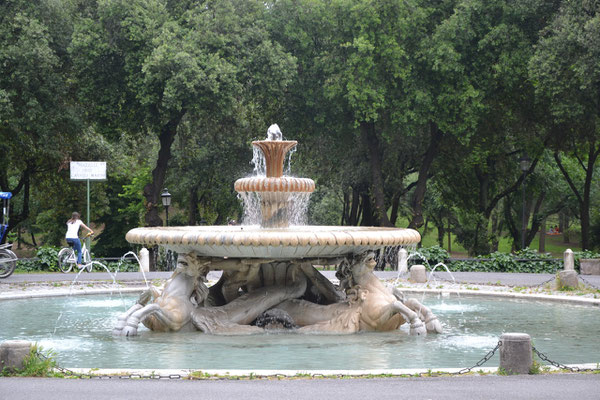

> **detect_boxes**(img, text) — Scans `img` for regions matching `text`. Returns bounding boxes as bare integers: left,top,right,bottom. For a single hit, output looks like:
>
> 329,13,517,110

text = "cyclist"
65,212,93,268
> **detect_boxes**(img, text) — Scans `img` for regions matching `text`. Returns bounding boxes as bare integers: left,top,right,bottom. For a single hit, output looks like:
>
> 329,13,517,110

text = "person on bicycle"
65,212,93,267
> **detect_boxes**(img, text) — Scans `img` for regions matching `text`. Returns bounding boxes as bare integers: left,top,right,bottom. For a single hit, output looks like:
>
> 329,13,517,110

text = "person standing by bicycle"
65,212,93,267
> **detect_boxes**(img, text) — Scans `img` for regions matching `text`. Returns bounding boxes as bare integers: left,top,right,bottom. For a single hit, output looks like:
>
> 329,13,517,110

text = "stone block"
499,333,532,375
580,259,600,275
410,264,427,283
557,270,579,289
0,340,32,371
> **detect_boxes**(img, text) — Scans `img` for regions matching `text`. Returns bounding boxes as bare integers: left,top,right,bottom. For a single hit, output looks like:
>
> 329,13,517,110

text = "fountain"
118,125,441,336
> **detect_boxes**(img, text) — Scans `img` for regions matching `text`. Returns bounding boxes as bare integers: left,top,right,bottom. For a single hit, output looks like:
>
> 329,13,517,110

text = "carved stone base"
113,252,442,337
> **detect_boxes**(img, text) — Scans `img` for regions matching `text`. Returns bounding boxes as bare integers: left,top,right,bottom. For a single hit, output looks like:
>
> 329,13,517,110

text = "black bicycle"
0,192,17,278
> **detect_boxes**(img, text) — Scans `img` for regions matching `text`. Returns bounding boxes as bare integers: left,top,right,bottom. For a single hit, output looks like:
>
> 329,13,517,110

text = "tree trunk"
349,186,361,226
563,214,570,243
554,144,600,250
359,192,375,226
389,191,401,226
437,224,445,247
143,113,184,269
539,218,546,253
188,185,199,225
408,123,442,229
447,220,452,253
360,121,391,227
341,190,349,225
490,211,500,252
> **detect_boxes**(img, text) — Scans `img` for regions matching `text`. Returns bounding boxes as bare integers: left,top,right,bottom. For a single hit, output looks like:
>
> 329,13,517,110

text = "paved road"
1,374,599,400
3,270,600,288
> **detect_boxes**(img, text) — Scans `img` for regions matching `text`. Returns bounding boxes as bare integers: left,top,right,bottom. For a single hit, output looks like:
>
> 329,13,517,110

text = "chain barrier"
532,346,600,373
35,350,183,380
36,343,503,380
530,275,556,288
578,275,600,290
37,342,597,379
452,341,501,375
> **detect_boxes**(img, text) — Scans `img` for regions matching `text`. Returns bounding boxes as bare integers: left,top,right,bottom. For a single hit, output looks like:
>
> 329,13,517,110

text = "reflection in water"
1,294,598,370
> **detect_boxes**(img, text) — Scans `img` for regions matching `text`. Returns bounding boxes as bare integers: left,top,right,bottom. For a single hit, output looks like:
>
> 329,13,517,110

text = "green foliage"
102,260,139,273
17,246,61,272
0,0,597,254
309,186,344,226
413,246,562,273
413,245,449,266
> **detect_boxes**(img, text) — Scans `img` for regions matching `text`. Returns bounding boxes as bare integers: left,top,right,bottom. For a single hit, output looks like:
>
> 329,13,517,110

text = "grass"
415,223,581,258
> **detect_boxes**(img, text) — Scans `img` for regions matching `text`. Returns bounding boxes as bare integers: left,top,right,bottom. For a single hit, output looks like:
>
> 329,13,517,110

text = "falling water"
53,253,146,335
251,146,266,177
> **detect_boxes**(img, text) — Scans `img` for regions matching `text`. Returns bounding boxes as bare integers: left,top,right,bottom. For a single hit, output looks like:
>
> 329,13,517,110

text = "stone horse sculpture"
113,254,307,336
271,252,441,335
336,252,442,335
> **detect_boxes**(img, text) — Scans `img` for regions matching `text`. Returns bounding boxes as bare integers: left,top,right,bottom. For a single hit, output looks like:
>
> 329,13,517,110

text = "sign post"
70,162,107,250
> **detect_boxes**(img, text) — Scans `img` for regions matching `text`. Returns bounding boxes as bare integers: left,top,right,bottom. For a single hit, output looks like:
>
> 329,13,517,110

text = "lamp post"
161,188,171,226
519,154,531,250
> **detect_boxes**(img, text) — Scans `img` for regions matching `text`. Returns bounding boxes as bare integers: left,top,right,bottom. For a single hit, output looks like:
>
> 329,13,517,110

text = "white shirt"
66,220,83,239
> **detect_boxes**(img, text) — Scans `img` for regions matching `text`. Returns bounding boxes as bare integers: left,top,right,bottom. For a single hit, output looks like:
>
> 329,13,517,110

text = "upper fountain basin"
234,176,315,193
126,225,421,259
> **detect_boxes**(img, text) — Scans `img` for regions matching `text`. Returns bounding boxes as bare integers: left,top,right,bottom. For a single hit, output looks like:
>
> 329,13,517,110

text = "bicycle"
0,191,17,279
58,233,93,273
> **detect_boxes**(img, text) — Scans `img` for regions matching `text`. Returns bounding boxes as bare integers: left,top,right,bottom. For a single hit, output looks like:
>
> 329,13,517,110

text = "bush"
409,245,449,266
16,246,61,272
1,345,59,377
411,246,563,273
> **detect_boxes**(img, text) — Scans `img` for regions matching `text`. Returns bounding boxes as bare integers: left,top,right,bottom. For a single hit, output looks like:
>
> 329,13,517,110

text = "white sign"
70,161,107,180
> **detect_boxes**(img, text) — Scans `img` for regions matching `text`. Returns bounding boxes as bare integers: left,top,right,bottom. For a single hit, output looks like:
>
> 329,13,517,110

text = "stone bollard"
557,249,578,289
398,248,408,275
139,247,150,273
564,249,574,271
499,333,532,375
0,340,32,371
410,264,427,283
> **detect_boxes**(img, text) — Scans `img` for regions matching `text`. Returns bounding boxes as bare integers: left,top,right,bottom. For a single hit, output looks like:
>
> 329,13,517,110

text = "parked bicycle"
58,232,93,273
0,192,17,279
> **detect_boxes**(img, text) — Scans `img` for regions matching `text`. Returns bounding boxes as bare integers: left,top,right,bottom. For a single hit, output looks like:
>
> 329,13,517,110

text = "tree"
70,0,296,229
529,0,600,250
0,0,82,240
423,0,560,254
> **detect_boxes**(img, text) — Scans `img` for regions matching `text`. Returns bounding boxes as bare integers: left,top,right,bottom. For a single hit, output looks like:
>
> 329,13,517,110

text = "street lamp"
161,188,171,226
519,154,531,250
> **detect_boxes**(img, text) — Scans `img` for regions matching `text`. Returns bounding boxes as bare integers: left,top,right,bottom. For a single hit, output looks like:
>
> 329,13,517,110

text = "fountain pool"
1,293,598,370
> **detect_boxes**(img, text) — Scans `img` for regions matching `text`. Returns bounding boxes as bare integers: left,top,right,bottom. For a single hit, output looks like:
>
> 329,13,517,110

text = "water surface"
1,294,598,370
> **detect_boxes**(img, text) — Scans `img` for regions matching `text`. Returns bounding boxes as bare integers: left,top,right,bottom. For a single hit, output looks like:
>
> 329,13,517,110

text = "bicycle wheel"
58,247,75,273
0,249,17,278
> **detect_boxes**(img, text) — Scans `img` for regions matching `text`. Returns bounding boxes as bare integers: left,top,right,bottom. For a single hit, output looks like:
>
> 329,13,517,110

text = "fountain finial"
267,124,283,141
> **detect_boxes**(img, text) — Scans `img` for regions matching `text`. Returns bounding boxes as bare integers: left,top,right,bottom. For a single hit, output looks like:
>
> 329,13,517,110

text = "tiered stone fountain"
117,126,441,336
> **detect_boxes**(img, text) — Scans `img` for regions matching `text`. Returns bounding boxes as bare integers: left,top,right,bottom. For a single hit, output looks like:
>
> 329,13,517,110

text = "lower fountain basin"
125,225,421,258
2,293,598,370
